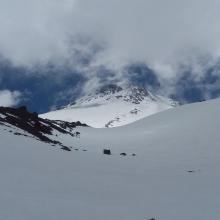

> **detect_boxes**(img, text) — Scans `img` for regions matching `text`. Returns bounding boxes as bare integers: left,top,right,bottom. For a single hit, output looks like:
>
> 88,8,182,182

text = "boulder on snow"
103,149,111,155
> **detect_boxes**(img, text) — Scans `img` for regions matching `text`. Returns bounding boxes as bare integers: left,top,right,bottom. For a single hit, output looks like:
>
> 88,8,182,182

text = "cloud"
0,0,220,77
0,90,22,107
0,0,76,66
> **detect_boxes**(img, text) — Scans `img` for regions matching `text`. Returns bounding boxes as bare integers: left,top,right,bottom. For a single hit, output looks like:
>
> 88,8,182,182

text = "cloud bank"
0,0,220,78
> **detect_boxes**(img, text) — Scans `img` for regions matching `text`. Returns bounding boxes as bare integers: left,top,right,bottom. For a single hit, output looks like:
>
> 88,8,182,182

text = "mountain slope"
41,84,177,128
0,106,88,151
0,98,220,219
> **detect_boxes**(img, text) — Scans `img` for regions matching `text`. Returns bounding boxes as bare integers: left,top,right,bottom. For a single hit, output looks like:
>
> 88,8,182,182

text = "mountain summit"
41,84,178,128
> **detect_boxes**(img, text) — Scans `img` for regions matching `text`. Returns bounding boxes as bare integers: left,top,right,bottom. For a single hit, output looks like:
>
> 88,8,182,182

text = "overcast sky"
0,0,220,76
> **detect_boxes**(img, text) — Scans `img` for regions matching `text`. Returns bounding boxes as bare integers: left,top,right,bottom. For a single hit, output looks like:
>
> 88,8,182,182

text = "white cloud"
0,0,220,75
0,90,22,107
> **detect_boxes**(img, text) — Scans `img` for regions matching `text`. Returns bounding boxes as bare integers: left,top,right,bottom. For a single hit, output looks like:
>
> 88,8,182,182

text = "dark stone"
61,146,71,151
14,132,22,136
120,153,127,156
75,131,80,137
103,149,111,155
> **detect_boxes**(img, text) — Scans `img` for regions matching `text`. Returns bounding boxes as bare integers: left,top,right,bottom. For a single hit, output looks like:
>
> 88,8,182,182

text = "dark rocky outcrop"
52,120,88,132
0,106,88,151
99,84,123,95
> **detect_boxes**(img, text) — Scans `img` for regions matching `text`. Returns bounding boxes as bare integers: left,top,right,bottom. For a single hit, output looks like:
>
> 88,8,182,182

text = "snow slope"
41,85,177,128
1,98,220,219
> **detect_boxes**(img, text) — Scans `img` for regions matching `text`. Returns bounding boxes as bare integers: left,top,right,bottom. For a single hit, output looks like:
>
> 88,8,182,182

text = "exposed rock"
103,149,111,155
0,106,84,151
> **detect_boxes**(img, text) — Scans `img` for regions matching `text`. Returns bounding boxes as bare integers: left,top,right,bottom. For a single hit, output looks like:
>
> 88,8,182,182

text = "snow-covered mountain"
1,98,220,219
41,84,177,127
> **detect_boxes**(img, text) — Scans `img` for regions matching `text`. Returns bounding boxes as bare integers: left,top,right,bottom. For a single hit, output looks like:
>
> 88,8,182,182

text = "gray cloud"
0,0,220,76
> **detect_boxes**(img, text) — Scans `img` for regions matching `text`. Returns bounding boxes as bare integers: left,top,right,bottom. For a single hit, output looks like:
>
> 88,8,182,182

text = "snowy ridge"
42,84,178,127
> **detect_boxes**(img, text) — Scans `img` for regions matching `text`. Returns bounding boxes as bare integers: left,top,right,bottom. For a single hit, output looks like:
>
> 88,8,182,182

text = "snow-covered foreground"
1,98,220,219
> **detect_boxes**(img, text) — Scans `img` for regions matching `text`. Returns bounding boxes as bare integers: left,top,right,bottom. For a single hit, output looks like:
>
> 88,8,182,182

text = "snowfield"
41,85,177,128
1,98,220,219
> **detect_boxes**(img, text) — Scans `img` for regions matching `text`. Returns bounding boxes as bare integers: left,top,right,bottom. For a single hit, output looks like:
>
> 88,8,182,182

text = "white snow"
41,86,176,128
0,98,220,219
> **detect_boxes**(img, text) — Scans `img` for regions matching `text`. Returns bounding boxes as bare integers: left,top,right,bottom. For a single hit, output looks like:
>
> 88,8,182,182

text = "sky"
0,0,220,108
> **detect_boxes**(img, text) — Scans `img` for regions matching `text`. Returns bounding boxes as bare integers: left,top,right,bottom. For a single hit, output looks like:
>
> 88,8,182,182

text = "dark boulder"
103,149,111,155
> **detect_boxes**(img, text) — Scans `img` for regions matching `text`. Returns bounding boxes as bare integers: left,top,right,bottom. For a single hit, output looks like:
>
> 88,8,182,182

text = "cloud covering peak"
0,0,220,75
